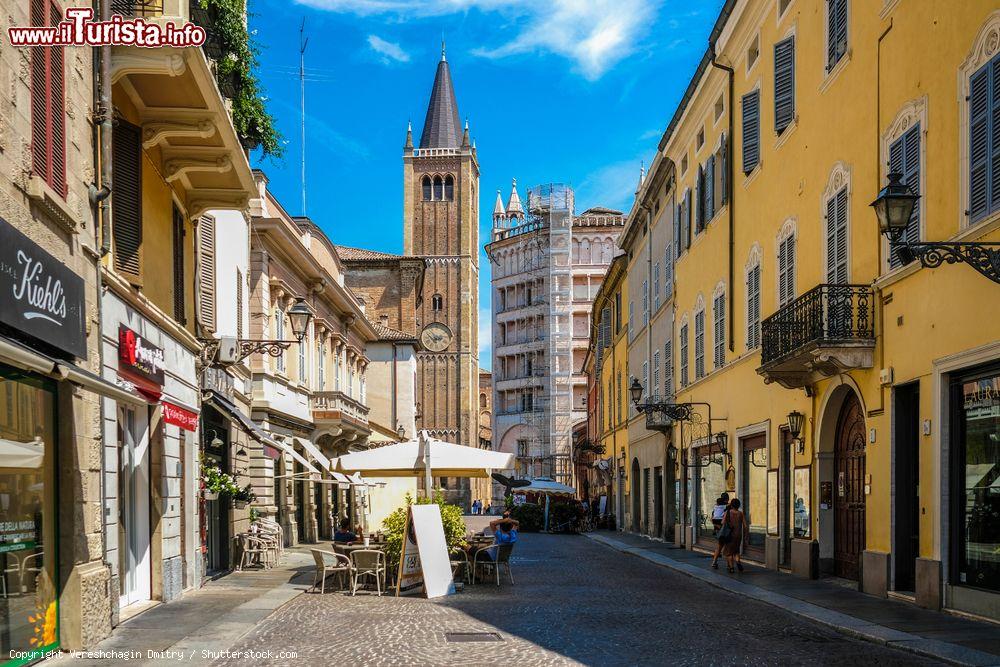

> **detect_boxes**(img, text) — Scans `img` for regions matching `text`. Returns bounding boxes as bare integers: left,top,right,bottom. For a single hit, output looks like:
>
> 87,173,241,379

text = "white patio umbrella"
332,430,514,498
513,478,577,531
0,438,44,469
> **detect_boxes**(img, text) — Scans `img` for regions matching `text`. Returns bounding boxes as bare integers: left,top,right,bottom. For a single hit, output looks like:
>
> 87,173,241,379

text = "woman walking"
721,498,748,573
710,493,730,569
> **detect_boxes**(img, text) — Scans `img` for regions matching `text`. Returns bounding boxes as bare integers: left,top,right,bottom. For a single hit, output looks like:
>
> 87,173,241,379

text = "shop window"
0,368,58,659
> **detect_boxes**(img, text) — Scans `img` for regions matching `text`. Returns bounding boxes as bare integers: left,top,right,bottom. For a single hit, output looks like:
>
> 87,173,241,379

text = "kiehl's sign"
118,324,165,386
0,216,86,359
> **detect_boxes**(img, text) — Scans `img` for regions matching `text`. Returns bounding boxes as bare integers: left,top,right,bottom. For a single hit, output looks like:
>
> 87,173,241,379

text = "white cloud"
575,153,650,213
295,0,661,80
367,34,411,63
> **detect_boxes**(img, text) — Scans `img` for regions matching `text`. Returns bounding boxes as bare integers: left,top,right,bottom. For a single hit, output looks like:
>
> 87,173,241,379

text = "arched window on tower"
444,175,454,201
432,293,443,312
422,176,432,201
433,176,443,201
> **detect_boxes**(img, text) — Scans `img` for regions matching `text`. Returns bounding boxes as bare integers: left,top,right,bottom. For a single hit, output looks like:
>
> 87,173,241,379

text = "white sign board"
395,504,455,599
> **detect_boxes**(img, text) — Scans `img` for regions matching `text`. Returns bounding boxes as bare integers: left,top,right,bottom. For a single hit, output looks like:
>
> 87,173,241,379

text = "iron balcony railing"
111,0,164,16
760,284,875,365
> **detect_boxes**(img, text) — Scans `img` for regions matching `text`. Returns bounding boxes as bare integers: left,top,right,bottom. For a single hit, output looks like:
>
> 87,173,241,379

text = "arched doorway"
834,392,866,580
631,458,641,532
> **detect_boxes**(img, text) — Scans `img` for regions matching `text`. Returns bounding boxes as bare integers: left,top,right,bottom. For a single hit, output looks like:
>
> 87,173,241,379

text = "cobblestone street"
215,533,940,666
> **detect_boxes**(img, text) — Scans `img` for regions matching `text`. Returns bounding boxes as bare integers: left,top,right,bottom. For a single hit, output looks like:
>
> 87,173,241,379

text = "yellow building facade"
619,0,1000,619
590,255,631,529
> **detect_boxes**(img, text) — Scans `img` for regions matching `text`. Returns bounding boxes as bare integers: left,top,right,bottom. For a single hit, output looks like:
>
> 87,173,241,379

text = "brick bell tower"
403,43,480,507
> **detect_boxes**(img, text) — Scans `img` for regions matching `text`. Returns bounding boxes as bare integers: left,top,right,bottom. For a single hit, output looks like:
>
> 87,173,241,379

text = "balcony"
757,284,875,390
312,391,371,439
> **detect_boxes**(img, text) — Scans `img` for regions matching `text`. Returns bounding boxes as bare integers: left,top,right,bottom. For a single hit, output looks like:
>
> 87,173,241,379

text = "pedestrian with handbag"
710,493,730,569
720,498,748,573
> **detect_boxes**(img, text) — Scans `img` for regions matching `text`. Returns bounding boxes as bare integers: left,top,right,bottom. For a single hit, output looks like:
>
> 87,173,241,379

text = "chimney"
379,314,389,327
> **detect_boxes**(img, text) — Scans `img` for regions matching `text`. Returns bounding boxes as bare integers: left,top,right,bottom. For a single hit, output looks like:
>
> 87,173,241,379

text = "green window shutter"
172,205,187,325
198,215,217,330
969,63,990,221
112,120,143,284
774,36,796,133
827,0,848,70
826,188,849,284
889,124,921,268
742,90,760,174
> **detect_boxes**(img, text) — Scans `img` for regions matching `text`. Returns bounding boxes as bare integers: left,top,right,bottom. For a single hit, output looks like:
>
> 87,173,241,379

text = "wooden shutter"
889,124,921,267
785,235,796,303
826,188,849,283
112,120,143,283
718,133,728,205
828,0,848,70
969,64,990,221
684,189,692,249
198,215,217,330
695,166,705,232
673,204,681,258
774,37,795,133
705,154,715,221
992,57,1000,213
172,205,187,325
664,243,673,295
664,340,672,397
29,0,66,198
747,264,760,349
695,311,705,379
679,324,688,387
714,293,725,368
742,90,760,174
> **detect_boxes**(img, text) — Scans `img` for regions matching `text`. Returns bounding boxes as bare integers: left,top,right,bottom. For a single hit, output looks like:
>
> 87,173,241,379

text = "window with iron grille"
30,0,66,198
679,324,689,388
694,310,705,380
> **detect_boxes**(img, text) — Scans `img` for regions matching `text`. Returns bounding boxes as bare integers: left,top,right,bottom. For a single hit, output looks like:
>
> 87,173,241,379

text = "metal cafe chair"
473,544,514,586
349,549,386,596
449,548,471,585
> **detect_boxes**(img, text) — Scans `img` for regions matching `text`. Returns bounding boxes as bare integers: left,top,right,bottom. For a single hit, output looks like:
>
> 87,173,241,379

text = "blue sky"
248,0,724,368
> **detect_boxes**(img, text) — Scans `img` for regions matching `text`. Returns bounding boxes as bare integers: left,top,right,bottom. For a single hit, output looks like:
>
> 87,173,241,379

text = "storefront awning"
266,432,320,475
0,334,150,406
330,471,353,488
202,390,282,459
279,435,330,471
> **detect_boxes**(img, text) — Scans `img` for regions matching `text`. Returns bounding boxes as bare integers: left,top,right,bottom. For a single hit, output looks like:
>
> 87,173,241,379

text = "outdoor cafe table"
333,543,385,556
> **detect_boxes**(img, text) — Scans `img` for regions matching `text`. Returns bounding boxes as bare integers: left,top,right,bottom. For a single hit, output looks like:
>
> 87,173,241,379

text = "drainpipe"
90,0,113,615
709,47,735,353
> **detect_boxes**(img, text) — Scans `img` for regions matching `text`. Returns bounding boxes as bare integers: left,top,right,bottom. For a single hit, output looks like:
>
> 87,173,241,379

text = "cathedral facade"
402,48,480,508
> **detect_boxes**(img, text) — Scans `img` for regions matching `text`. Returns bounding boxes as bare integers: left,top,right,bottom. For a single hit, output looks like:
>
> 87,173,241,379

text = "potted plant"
201,459,239,501
232,484,257,510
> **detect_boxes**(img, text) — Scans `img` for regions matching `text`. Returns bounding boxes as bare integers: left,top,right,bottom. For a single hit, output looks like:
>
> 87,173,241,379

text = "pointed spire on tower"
506,178,524,220
492,189,505,223
404,120,413,149
635,160,646,195
461,118,470,148
418,45,462,149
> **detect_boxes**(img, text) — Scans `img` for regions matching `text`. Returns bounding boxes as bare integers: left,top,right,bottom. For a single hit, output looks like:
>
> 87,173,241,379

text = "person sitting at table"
333,517,357,543
489,513,519,546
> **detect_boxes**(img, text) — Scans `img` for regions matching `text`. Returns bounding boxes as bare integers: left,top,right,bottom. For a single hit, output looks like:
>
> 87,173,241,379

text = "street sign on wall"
0,216,87,359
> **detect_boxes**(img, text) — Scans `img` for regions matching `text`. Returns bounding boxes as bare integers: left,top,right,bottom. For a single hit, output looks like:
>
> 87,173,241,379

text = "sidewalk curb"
586,533,1000,667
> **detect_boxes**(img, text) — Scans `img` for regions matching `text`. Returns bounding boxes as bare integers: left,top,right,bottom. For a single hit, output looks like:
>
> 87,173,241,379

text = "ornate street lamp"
396,423,406,440
202,297,314,367
787,410,805,454
871,172,1000,283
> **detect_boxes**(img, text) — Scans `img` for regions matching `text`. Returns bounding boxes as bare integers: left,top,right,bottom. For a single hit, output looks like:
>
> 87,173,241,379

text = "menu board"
396,504,455,599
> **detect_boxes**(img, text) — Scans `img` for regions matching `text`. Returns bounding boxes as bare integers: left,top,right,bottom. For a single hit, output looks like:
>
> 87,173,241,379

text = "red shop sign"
163,401,198,432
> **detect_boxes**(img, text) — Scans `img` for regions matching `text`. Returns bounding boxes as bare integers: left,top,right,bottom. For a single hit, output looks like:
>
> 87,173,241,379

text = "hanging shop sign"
0,216,87,359
118,324,165,386
163,401,198,432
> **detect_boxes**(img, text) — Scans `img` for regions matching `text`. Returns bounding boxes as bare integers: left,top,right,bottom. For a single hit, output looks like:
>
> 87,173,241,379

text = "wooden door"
834,393,866,580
